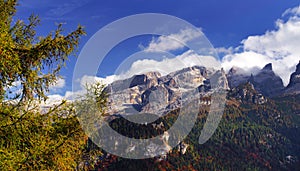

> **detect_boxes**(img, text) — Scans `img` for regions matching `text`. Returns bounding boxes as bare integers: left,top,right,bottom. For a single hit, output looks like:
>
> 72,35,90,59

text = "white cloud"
50,78,66,91
144,28,202,52
45,5,300,105
114,50,221,81
43,75,114,107
79,75,115,87
282,6,300,17
222,51,270,72
215,47,234,55
43,94,64,106
222,5,300,85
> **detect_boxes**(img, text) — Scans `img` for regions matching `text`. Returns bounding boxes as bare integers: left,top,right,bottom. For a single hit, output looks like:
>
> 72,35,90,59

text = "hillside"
86,91,299,170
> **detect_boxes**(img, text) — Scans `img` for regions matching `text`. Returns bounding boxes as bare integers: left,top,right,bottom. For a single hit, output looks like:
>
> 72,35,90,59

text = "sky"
15,0,300,103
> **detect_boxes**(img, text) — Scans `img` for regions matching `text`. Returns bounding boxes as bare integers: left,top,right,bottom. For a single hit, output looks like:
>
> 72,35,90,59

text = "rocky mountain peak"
209,68,229,90
285,61,300,94
228,67,238,75
227,63,284,97
129,71,161,88
262,63,273,71
144,71,161,79
107,66,229,116
229,82,267,104
248,74,255,83
250,63,284,97
227,66,250,89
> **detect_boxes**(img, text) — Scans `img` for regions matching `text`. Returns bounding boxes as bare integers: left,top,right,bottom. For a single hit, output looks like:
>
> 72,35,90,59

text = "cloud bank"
144,28,202,52
222,5,300,85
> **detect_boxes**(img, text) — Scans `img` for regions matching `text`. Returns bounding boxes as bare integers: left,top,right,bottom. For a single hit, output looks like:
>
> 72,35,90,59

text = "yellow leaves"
0,2,90,170
0,101,88,170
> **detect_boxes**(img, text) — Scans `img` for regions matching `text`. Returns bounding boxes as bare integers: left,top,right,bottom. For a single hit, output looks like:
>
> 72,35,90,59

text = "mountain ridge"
106,61,299,115
93,61,300,170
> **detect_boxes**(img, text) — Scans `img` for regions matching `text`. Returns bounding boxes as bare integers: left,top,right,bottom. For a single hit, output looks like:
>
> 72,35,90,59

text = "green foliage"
0,0,85,101
0,100,87,170
92,95,300,170
0,1,97,170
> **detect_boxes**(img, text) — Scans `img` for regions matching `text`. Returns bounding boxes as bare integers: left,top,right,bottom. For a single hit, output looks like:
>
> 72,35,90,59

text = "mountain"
229,82,267,105
106,62,300,118
250,63,285,97
93,85,300,171
85,63,300,170
101,93,300,170
106,66,228,117
106,62,300,116
227,63,285,97
227,66,251,88
285,61,300,95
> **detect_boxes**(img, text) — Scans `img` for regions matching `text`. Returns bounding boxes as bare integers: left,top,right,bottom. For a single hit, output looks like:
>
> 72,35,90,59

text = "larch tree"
0,0,104,170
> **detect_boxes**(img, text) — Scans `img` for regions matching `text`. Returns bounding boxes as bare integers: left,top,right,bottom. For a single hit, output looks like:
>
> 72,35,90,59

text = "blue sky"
15,0,300,103
17,1,299,47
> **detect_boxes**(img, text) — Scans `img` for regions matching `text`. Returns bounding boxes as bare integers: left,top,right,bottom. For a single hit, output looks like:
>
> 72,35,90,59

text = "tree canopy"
0,0,85,102
0,1,97,170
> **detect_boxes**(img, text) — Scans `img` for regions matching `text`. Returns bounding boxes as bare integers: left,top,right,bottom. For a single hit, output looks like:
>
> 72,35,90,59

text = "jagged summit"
227,66,249,89
106,66,228,116
285,61,300,94
107,61,299,110
229,81,267,104
227,63,284,97
262,63,273,71
227,61,300,96
247,63,284,97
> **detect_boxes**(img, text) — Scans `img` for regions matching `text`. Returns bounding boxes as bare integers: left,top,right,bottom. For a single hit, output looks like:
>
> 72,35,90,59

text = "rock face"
227,63,284,97
106,66,228,116
106,61,299,116
285,61,300,95
229,82,267,104
227,66,250,89
251,63,284,97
